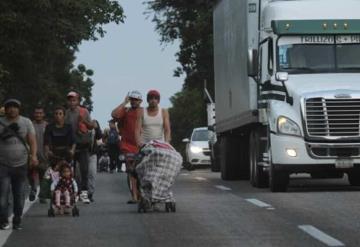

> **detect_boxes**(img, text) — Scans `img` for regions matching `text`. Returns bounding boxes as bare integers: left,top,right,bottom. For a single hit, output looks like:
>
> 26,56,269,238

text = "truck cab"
213,0,360,191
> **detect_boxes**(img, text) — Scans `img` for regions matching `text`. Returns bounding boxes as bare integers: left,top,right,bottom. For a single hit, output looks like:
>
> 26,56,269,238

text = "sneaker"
13,223,22,230
80,191,90,204
29,189,36,202
0,222,10,230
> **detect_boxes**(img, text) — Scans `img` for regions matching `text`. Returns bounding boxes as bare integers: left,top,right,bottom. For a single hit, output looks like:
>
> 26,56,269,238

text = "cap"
4,98,21,108
147,90,160,101
67,91,79,98
128,90,142,100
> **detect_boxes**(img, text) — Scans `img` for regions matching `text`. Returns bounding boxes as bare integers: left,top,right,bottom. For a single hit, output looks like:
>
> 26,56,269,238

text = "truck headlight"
277,116,301,136
190,146,203,154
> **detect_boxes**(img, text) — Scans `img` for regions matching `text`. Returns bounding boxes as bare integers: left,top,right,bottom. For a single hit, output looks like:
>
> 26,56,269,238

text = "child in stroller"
48,162,79,217
39,158,62,203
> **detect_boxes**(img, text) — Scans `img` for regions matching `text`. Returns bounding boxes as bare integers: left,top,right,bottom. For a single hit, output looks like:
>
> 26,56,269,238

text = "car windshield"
191,129,209,141
278,35,360,74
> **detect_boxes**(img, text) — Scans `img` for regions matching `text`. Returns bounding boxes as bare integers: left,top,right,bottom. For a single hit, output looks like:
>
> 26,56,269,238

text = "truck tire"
249,128,269,188
269,163,289,192
347,171,360,186
210,141,220,172
220,135,249,180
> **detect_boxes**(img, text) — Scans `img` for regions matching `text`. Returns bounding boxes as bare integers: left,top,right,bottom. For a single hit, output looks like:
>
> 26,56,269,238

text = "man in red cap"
65,91,94,204
135,89,171,146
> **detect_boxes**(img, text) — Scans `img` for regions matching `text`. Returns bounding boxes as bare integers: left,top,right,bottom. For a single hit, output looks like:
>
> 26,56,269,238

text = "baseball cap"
128,90,142,100
147,90,160,101
3,98,21,108
67,91,79,98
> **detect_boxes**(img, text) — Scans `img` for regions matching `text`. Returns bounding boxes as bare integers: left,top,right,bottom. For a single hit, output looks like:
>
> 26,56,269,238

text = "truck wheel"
347,171,360,186
220,135,242,180
249,129,269,188
210,142,220,172
269,163,289,192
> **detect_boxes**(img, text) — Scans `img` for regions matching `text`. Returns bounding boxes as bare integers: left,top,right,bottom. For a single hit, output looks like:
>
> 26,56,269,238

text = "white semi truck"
213,0,360,191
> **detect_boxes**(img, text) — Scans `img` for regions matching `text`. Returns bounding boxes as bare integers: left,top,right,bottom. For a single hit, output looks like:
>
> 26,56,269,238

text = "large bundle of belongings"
136,140,182,213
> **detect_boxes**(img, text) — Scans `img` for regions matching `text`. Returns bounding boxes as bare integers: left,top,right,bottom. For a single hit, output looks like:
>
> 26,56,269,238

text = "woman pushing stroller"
40,106,76,203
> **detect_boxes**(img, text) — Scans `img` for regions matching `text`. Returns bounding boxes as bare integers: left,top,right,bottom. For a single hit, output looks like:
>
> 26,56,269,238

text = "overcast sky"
75,0,183,129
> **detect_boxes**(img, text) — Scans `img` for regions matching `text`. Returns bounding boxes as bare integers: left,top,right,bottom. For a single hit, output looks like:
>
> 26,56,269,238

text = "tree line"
145,0,215,151
0,0,215,152
0,0,124,115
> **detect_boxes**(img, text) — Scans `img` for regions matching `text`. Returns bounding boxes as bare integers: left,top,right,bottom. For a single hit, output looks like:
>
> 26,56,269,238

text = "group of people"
0,91,102,230
111,90,171,203
0,88,171,230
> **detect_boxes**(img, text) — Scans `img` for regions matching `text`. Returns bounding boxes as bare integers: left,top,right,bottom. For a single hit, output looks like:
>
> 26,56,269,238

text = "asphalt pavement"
1,168,359,247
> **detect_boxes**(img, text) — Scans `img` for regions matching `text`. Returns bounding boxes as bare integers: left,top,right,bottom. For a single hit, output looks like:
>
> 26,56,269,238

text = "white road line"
298,225,345,247
194,177,207,181
214,185,232,191
0,199,34,247
180,173,190,176
246,198,273,208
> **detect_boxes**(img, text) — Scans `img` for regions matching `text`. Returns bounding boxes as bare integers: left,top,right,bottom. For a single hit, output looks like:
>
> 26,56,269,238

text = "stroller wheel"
138,202,147,213
165,202,171,213
170,202,176,213
48,208,55,217
72,207,80,217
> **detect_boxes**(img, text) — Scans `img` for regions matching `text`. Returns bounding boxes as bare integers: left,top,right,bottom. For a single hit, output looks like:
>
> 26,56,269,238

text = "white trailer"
213,0,360,191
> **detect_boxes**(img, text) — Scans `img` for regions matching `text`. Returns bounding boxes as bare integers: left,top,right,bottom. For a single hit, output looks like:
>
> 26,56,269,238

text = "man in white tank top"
135,90,171,146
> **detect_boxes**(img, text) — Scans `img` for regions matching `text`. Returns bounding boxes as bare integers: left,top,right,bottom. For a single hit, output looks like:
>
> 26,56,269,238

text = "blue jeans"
0,165,27,224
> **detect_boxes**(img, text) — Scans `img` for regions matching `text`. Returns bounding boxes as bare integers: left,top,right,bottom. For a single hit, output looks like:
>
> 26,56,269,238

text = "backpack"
107,129,119,145
78,106,88,133
75,106,92,148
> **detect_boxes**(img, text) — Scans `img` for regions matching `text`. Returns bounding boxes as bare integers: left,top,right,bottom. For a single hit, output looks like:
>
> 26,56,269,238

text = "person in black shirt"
44,106,76,162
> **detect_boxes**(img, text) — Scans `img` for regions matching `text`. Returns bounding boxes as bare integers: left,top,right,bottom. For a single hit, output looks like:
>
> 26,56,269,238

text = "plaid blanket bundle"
136,141,183,202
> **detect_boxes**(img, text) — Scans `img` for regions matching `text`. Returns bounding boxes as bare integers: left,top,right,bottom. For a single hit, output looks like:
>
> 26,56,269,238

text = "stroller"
135,140,183,213
47,159,80,217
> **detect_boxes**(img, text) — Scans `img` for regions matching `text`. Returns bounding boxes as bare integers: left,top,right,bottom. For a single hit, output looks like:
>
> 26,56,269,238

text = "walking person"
111,90,143,203
107,119,119,173
44,106,76,160
42,106,76,198
65,91,94,204
29,106,48,202
0,98,38,230
136,90,171,146
88,119,102,202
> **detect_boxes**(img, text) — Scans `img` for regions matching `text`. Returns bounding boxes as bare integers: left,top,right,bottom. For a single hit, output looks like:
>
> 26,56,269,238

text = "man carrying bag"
0,98,38,230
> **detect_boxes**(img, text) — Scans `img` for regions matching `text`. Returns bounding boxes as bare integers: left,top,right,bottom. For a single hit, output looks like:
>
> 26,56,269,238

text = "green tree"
146,0,214,150
0,0,124,116
169,87,207,154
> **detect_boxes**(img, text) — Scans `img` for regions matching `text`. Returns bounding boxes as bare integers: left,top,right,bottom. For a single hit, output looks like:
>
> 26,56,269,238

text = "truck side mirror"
247,49,259,77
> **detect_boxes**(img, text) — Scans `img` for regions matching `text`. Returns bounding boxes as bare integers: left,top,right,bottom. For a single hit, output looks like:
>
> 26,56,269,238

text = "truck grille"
305,97,360,137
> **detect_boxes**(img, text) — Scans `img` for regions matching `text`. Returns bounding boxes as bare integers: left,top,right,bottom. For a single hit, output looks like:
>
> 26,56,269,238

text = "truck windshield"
278,35,360,73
